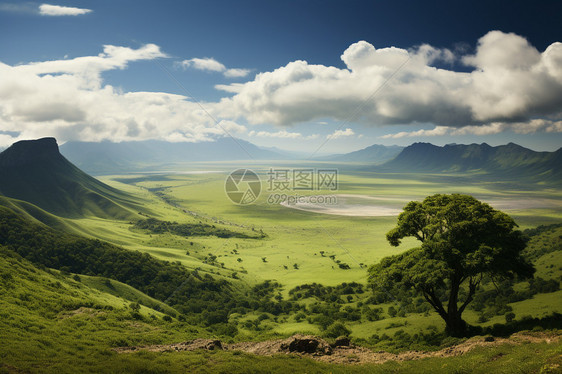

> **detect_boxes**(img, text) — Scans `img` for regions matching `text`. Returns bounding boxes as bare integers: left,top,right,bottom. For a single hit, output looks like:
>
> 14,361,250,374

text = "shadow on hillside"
477,312,562,337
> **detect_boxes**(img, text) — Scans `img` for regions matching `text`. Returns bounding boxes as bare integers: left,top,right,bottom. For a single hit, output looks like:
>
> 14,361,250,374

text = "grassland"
2,162,561,372
80,165,562,289
94,165,562,336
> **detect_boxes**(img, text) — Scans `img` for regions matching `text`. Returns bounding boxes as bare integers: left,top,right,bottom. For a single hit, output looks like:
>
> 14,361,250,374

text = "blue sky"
1,0,561,153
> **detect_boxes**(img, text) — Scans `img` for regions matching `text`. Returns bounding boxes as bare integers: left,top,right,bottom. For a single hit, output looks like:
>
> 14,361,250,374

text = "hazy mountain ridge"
0,138,140,218
320,144,404,163
60,137,287,175
379,142,562,181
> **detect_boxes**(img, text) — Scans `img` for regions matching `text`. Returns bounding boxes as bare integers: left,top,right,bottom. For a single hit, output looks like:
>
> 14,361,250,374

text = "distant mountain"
60,137,286,175
321,144,403,164
0,138,139,218
257,145,305,158
379,142,562,181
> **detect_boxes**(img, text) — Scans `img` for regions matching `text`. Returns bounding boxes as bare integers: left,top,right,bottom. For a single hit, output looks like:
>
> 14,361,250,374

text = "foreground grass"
101,342,562,374
3,338,561,374
0,247,200,372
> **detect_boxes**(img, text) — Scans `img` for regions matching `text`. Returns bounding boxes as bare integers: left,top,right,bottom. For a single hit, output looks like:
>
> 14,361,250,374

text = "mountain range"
60,137,286,175
59,138,410,175
319,144,403,163
378,142,562,181
1,137,559,190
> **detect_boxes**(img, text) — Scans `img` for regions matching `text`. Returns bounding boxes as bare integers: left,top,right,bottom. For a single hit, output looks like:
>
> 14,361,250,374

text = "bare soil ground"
280,194,404,217
114,332,561,365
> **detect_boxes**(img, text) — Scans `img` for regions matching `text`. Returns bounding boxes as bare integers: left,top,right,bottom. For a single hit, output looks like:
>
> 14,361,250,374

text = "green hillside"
0,205,300,328
1,243,561,373
0,195,73,232
0,138,141,218
0,244,206,373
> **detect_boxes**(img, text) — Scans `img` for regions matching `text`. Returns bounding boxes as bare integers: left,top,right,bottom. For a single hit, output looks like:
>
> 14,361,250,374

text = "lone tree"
369,194,534,336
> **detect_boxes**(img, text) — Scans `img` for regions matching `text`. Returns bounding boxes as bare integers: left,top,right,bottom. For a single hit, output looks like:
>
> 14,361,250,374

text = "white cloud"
380,120,562,139
13,43,167,90
217,31,562,132
224,68,251,78
380,126,450,139
328,128,355,139
510,119,562,134
451,123,505,136
1,32,561,148
180,57,225,73
180,57,250,78
0,45,228,147
216,120,247,134
39,4,92,16
215,83,244,93
248,130,317,139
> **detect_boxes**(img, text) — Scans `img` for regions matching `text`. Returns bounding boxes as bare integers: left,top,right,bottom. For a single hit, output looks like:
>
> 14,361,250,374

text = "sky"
0,0,561,154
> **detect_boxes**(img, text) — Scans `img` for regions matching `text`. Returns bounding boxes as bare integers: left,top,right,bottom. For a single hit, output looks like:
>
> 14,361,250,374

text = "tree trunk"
445,313,468,337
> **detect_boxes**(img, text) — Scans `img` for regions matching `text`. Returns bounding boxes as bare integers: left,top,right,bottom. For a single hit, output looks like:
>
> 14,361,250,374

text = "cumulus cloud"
215,83,244,93
451,123,506,136
217,31,562,131
380,120,562,139
216,120,247,134
328,128,355,139
180,57,250,78
1,31,561,148
12,43,167,89
39,4,92,16
180,57,225,72
224,68,251,78
0,45,229,147
510,119,562,134
248,130,318,139
380,126,451,139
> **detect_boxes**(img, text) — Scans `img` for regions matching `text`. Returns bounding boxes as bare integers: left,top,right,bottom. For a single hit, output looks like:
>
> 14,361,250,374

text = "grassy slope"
0,140,143,220
1,246,561,374
0,195,73,232
0,246,203,373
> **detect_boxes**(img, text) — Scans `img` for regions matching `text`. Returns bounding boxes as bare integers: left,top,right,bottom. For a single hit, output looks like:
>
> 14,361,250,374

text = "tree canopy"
369,194,535,336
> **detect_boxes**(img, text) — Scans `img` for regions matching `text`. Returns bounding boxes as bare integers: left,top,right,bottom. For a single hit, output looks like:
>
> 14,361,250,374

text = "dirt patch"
114,339,223,353
280,194,405,217
228,335,332,356
114,332,561,365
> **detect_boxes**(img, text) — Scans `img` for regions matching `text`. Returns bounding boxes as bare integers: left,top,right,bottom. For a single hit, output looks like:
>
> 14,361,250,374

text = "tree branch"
458,275,480,315
423,288,447,320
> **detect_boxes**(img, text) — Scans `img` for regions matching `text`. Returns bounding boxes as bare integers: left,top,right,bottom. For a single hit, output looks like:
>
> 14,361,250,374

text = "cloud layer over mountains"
0,31,561,146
